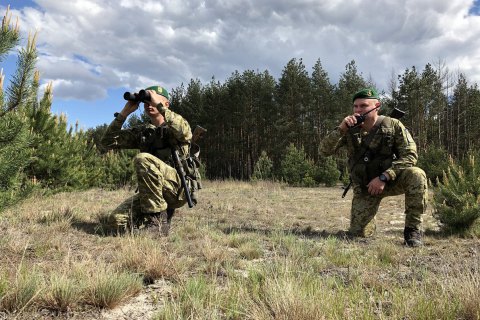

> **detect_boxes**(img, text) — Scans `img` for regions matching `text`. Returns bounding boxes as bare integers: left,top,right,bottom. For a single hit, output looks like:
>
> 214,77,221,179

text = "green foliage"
433,155,480,236
4,34,37,115
0,112,32,210
25,106,105,191
0,8,134,199
0,7,20,61
86,124,135,189
280,143,316,187
417,145,449,184
316,156,340,187
275,58,313,157
99,150,135,189
0,12,34,210
251,151,273,181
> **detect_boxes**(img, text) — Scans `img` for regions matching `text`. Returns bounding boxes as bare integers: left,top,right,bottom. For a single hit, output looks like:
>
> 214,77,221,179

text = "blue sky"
2,0,480,129
470,0,480,14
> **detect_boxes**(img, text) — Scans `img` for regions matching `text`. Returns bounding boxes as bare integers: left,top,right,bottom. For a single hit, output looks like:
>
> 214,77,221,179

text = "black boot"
404,227,423,247
167,208,175,223
159,210,171,236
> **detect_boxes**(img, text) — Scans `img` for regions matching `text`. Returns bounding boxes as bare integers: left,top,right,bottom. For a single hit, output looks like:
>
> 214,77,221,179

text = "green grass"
0,267,43,313
82,266,143,309
41,273,82,312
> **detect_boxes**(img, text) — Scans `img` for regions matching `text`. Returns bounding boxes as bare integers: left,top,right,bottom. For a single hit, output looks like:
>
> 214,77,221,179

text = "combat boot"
404,227,423,247
143,211,170,237
160,208,175,236
159,210,171,236
166,208,175,223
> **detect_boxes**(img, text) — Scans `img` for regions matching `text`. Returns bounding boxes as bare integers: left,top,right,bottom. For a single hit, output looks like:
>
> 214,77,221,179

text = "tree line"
163,59,480,182
3,7,480,209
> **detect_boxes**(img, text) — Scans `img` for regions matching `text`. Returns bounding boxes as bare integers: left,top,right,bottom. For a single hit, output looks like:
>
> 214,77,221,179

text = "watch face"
379,174,387,182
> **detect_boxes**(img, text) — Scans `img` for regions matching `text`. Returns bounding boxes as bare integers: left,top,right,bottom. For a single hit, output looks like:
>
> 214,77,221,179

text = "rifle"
192,125,207,144
172,147,195,208
172,125,207,208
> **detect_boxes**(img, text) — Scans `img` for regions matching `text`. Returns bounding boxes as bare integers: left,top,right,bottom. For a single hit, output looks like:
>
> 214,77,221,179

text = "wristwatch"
379,173,388,182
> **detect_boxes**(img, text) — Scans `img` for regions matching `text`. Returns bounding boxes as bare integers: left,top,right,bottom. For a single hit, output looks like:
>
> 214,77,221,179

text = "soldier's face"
353,99,379,116
143,101,160,117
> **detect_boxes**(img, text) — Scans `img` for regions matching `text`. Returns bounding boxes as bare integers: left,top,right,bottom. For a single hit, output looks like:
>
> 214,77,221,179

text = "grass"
0,181,479,319
82,265,143,309
41,273,82,312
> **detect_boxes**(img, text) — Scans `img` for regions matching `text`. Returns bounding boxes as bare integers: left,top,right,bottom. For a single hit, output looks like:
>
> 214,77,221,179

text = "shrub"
251,151,273,181
0,113,32,210
433,155,480,236
280,144,316,187
316,156,340,187
417,145,449,184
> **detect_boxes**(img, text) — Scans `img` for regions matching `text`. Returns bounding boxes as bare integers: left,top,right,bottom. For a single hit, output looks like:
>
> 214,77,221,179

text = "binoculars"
123,89,151,102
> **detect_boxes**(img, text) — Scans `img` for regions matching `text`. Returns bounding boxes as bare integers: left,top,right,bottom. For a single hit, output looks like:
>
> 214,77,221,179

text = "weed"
37,206,77,227
41,273,82,312
82,266,142,309
0,267,43,313
238,241,263,260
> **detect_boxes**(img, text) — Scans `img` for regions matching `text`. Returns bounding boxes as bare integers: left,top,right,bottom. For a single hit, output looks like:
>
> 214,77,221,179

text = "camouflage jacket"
320,116,417,187
100,109,192,164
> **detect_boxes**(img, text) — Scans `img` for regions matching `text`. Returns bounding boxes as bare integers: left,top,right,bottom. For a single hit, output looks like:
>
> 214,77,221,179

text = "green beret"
352,88,379,102
146,85,169,100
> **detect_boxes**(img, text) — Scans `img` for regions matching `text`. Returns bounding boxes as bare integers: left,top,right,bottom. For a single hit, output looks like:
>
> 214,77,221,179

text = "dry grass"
0,181,479,319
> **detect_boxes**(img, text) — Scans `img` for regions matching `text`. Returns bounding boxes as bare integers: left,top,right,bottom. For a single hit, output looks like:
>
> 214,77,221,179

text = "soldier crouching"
101,85,199,236
320,88,428,247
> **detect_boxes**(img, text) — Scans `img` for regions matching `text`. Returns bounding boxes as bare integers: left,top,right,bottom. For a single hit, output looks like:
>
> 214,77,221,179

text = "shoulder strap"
350,116,385,163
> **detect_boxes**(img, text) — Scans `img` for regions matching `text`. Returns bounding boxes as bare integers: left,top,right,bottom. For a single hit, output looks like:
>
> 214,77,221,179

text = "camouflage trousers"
109,152,186,229
349,167,428,237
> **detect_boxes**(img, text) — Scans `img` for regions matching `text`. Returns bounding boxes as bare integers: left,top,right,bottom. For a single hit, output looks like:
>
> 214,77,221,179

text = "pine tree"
280,143,316,187
25,85,105,190
0,7,33,209
310,59,335,162
251,151,273,181
433,155,480,237
316,156,340,187
335,60,367,119
274,58,312,168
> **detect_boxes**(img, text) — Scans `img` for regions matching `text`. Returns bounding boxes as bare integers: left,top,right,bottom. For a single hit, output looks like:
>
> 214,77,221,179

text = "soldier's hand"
147,90,162,107
340,114,360,132
120,101,139,118
367,177,386,196
147,90,168,114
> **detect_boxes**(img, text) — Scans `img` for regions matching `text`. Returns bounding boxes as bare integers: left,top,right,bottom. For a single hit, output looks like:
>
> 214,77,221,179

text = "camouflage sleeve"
163,109,192,143
100,113,140,150
319,127,347,157
384,119,418,181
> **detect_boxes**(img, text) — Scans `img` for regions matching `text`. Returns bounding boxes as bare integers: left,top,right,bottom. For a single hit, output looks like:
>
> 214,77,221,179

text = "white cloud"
5,0,480,103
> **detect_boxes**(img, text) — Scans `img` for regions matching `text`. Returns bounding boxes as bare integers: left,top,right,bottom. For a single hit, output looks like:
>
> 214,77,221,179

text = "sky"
1,0,480,129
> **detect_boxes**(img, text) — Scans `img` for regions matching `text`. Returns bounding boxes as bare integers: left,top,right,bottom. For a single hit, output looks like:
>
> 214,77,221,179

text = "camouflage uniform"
320,116,428,237
101,108,192,229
